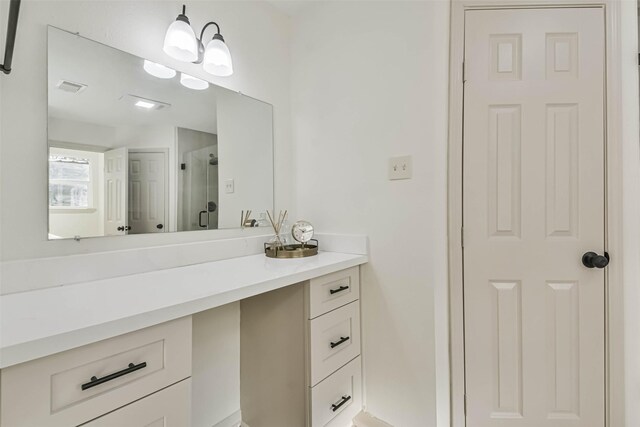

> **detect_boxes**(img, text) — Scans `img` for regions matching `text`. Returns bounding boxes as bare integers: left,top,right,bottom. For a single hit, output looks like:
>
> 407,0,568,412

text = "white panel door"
463,8,605,427
128,151,166,234
104,147,128,236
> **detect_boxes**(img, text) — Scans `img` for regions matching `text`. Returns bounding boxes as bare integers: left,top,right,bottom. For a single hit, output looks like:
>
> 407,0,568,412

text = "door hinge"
462,61,466,83
461,227,465,248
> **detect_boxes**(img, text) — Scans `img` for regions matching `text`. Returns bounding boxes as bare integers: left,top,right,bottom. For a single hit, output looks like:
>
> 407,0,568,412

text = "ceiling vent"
56,80,87,94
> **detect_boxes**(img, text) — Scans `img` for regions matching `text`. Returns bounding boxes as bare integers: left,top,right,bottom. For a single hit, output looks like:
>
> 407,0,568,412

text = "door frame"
127,148,170,233
447,1,624,426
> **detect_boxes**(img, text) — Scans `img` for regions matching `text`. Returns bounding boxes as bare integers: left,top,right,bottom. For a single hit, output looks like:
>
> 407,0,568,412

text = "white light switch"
388,156,412,180
225,179,235,194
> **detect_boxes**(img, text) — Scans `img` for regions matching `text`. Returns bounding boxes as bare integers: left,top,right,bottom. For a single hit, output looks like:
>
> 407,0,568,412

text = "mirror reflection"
47,27,274,240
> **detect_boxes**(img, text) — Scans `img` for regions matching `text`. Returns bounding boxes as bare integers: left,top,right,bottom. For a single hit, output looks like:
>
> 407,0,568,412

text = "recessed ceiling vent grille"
56,80,87,94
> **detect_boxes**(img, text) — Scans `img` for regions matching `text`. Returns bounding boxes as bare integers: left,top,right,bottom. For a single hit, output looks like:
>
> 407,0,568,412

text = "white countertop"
0,251,367,368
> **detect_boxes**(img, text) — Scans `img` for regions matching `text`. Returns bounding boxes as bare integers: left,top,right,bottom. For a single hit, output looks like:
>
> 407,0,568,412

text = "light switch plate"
225,179,235,194
388,156,412,180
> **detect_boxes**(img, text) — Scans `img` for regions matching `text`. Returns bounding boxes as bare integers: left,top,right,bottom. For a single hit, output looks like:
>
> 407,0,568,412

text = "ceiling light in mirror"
135,100,156,109
180,73,209,90
203,34,233,77
143,60,176,79
163,6,198,62
120,94,171,111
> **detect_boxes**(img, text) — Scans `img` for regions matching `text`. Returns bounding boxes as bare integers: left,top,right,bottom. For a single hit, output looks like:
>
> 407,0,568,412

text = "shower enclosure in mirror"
47,26,274,240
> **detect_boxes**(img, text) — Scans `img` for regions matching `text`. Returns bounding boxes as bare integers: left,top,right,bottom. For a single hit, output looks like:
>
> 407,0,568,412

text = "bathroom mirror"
47,26,274,240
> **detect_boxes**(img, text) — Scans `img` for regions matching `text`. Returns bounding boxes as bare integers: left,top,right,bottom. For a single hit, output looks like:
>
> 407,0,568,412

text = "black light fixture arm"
0,0,21,75
193,21,224,64
175,4,226,65
200,21,222,41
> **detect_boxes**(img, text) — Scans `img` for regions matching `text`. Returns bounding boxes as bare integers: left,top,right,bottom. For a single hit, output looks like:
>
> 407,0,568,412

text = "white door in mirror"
104,148,128,235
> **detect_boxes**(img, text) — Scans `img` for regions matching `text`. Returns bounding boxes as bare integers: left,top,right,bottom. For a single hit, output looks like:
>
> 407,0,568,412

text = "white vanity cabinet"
241,266,363,427
0,317,192,427
0,250,368,427
81,378,191,427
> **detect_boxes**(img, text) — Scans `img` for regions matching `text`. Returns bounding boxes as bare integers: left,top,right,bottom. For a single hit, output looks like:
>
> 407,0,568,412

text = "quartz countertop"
0,251,367,368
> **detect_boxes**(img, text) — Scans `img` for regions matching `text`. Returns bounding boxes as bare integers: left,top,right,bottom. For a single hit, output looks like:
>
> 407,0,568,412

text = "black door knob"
157,224,164,230
117,226,125,231
582,252,610,269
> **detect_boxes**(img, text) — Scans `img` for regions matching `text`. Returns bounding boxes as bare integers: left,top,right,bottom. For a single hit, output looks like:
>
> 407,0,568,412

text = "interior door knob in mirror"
157,224,164,230
582,251,610,269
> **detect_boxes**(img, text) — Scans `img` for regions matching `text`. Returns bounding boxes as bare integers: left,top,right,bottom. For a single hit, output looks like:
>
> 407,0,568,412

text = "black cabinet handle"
330,285,349,295
81,362,147,391
199,210,208,228
331,395,352,412
330,336,350,349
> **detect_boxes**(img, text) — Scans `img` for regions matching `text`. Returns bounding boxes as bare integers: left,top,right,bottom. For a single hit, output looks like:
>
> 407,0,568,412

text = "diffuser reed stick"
266,210,288,249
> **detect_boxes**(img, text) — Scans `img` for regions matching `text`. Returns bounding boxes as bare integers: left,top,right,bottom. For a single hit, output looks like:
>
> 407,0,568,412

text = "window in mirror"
48,154,92,208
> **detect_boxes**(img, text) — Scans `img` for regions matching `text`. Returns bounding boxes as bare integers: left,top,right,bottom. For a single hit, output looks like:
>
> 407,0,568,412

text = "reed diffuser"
266,210,288,250
264,211,319,259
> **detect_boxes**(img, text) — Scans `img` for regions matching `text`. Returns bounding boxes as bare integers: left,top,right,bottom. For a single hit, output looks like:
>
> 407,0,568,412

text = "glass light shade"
202,38,233,77
143,60,176,79
163,19,198,62
180,73,209,90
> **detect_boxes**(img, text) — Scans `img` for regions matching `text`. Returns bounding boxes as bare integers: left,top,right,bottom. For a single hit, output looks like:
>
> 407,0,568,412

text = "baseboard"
352,411,394,427
212,410,243,427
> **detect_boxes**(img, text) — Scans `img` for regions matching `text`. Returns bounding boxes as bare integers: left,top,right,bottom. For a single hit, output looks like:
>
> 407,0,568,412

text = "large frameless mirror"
47,26,274,240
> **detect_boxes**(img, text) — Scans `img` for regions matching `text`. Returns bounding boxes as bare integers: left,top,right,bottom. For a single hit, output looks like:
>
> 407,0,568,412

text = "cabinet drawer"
1,316,191,427
309,301,361,386
306,267,359,319
310,356,362,427
81,379,190,427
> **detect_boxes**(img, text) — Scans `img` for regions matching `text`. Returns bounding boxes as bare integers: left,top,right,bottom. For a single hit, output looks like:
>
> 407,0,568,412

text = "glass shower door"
181,146,219,231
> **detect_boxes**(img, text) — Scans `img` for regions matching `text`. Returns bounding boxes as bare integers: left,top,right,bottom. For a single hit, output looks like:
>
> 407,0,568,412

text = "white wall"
192,303,241,427
620,1,640,425
0,0,292,261
49,117,118,148
217,90,274,229
291,2,450,425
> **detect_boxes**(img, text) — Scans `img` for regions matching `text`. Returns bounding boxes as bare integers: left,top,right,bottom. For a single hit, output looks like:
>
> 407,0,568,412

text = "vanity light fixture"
163,4,234,77
143,60,177,79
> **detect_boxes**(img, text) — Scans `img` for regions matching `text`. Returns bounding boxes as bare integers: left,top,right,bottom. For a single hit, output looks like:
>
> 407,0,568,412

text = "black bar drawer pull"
330,336,350,349
331,395,352,412
81,362,147,391
330,285,349,295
